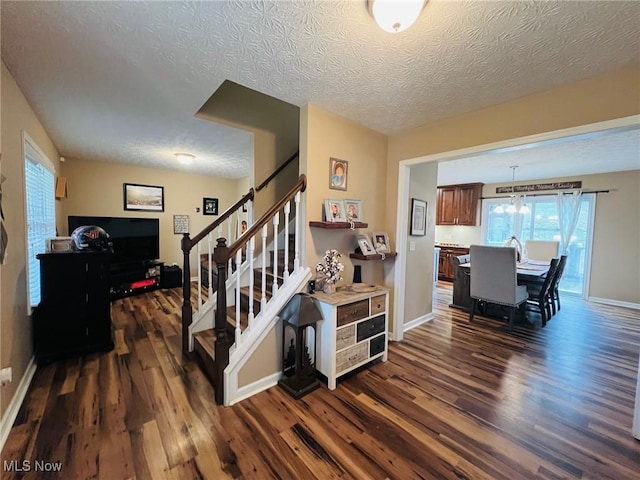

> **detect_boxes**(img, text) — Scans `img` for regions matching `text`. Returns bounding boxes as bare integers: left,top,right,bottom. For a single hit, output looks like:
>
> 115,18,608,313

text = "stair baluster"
272,212,279,296
235,248,242,346
197,241,203,309
248,236,255,329
284,200,290,281
207,233,214,298
294,191,301,272
261,225,268,312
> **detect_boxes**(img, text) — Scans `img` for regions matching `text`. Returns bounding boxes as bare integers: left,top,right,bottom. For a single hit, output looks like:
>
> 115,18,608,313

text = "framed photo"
173,214,189,234
324,199,346,222
203,197,218,216
329,158,348,191
410,198,427,236
344,199,362,222
357,234,376,256
373,232,390,253
123,183,164,212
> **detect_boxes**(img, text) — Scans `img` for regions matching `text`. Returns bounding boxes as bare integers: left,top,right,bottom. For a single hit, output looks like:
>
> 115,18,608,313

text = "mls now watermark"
4,460,63,472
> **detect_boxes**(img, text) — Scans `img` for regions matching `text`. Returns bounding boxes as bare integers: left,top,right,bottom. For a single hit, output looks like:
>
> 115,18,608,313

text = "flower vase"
323,282,336,294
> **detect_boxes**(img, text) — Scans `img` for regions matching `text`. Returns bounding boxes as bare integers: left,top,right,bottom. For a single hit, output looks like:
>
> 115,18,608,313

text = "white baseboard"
588,297,640,310
0,357,37,452
230,371,281,406
403,313,435,333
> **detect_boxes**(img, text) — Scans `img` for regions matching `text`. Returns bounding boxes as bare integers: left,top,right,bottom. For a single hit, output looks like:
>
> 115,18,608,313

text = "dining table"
450,260,550,313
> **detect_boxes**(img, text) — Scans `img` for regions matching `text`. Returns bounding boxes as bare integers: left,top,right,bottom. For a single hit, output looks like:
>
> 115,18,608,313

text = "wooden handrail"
227,174,306,258
255,150,299,192
186,188,255,251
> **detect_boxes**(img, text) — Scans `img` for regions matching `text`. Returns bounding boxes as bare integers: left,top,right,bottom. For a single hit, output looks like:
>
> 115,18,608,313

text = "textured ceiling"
437,127,640,185
2,0,639,180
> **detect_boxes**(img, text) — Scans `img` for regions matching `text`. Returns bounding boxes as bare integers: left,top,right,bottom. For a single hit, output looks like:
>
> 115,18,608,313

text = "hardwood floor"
3,283,639,479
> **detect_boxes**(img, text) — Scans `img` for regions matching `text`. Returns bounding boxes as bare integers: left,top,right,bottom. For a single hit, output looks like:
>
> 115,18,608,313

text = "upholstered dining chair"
468,245,529,331
525,240,560,262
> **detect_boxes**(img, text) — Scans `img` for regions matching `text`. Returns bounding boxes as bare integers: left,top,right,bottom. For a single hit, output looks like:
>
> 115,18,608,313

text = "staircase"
180,174,309,405
193,235,296,385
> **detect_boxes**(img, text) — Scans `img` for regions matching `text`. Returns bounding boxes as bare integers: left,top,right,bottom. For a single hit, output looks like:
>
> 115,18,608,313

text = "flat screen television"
68,216,159,265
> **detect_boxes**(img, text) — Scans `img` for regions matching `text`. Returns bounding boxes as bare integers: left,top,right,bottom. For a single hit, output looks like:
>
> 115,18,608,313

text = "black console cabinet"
34,251,114,364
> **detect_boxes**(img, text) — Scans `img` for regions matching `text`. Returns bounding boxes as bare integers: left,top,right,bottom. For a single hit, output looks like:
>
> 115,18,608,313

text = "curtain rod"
481,189,610,200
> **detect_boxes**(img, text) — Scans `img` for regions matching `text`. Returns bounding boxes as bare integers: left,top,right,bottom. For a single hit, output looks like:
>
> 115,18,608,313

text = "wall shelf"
349,252,397,261
309,221,368,229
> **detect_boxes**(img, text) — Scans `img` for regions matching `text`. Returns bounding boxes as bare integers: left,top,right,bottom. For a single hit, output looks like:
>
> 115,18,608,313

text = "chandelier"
494,166,530,215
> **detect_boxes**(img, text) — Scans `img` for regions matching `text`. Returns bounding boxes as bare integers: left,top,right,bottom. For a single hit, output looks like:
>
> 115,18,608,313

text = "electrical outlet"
0,367,12,386
409,241,416,251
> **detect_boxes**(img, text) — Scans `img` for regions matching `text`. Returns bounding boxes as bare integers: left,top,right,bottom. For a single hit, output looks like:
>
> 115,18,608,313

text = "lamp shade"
277,293,323,327
369,0,425,33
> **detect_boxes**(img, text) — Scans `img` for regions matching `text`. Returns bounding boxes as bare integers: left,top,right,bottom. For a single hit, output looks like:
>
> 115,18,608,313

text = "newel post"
213,237,231,405
181,233,192,355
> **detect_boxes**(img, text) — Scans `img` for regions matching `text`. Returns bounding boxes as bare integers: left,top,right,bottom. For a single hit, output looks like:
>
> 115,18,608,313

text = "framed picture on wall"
203,197,219,216
410,198,427,236
329,158,348,191
123,183,164,212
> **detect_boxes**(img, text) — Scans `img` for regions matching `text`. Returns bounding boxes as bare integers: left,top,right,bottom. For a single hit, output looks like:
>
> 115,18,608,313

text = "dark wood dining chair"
525,257,560,327
468,245,529,332
549,255,568,315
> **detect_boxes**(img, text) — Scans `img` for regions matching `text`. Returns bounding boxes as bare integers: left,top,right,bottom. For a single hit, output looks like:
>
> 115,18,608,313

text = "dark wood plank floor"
3,283,639,479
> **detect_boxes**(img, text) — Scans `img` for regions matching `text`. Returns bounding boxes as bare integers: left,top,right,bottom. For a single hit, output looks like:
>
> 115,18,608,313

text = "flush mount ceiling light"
175,153,195,165
368,0,426,33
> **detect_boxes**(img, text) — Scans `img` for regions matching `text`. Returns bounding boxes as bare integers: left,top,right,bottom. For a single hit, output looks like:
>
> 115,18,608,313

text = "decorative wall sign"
496,181,582,194
173,215,189,234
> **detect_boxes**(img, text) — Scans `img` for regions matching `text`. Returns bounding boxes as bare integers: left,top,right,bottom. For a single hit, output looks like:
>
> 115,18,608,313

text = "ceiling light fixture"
368,0,426,33
499,165,530,215
175,153,195,165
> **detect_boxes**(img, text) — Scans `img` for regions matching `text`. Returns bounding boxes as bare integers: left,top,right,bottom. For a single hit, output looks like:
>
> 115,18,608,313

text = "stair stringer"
187,258,253,351
223,266,312,406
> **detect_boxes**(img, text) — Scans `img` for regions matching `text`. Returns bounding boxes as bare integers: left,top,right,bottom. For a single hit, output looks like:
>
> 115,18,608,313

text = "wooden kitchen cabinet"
437,246,470,281
436,183,483,226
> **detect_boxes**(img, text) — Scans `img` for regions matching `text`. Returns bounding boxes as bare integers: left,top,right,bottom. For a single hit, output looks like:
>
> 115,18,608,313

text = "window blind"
25,140,56,307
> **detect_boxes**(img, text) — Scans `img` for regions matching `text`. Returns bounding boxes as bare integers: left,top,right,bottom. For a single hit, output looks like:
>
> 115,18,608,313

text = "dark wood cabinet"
436,183,483,226
34,251,114,364
437,246,470,281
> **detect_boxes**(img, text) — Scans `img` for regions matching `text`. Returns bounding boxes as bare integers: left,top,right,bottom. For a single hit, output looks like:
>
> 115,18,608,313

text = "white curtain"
556,191,583,255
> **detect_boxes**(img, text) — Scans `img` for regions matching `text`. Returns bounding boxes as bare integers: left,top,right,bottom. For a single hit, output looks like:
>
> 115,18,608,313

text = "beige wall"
403,162,438,323
61,158,240,272
301,104,388,287
436,170,640,304
1,62,61,419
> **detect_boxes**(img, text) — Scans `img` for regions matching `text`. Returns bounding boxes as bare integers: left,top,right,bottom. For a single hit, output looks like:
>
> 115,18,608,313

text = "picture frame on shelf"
324,199,346,222
203,197,218,216
373,232,390,253
344,199,362,222
123,183,164,212
410,198,427,236
357,234,376,256
329,158,348,191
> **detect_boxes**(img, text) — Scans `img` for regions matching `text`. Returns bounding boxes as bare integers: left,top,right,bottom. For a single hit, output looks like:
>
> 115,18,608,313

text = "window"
482,194,595,295
24,135,56,310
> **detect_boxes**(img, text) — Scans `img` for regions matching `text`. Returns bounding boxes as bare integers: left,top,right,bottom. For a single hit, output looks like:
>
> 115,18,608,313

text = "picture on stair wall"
329,158,348,191
203,197,218,215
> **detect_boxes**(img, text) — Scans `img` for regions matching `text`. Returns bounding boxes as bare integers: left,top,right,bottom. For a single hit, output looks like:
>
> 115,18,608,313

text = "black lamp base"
278,376,321,399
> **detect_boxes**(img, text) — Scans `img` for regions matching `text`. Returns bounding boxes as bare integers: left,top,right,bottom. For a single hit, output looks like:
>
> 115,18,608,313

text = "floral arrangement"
316,249,344,285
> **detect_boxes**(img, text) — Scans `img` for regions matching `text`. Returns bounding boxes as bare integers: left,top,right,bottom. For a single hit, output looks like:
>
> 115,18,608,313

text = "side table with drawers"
313,285,389,390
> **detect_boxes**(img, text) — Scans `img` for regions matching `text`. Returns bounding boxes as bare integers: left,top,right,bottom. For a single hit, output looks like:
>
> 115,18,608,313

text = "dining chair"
468,245,529,331
549,255,568,315
524,240,560,262
525,257,560,327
